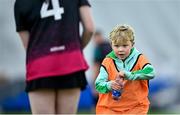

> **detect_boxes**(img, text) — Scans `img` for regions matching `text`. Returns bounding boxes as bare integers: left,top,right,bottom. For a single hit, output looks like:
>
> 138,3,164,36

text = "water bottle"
112,89,121,100
112,77,123,100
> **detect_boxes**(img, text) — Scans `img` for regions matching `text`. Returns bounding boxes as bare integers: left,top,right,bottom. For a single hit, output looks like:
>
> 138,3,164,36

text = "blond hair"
109,24,135,45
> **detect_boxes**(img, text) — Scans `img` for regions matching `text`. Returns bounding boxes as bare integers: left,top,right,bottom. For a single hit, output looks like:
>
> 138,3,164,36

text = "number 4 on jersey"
40,0,64,20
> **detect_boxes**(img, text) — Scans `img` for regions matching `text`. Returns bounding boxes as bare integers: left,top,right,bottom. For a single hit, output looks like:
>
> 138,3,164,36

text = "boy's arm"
95,66,112,93
124,64,155,80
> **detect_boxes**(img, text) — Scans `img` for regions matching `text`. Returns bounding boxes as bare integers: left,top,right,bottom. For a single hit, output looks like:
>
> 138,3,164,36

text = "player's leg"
28,89,56,114
56,88,81,114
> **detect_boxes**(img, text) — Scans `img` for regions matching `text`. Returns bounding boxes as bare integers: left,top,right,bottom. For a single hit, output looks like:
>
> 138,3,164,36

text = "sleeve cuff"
107,81,112,91
124,71,132,80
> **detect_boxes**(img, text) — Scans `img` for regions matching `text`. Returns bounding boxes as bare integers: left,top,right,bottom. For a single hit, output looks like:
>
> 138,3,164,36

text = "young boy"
95,24,155,114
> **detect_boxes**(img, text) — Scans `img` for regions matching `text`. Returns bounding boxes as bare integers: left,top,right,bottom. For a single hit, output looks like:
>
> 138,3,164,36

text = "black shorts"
25,71,87,92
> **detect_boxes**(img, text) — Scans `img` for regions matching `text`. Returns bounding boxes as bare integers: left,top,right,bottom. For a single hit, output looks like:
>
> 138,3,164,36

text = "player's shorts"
25,70,87,92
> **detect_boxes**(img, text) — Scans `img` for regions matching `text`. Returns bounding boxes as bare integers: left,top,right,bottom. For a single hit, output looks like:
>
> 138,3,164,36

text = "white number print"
40,0,64,20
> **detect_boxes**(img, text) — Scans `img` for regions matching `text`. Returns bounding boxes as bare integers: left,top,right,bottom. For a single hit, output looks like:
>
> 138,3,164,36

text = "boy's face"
111,40,133,60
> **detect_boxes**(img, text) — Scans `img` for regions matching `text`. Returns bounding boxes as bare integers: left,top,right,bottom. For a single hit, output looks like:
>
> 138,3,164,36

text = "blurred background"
0,0,180,114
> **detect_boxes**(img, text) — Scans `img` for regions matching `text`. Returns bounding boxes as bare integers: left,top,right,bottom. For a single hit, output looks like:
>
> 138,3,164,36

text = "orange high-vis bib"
96,54,150,114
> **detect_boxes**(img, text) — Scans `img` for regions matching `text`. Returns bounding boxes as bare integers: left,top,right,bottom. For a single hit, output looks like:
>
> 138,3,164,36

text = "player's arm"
18,31,30,50
92,62,100,84
124,64,155,80
95,66,112,93
79,6,95,49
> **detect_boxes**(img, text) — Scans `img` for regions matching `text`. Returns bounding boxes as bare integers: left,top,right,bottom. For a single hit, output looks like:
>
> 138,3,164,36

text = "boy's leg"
56,88,81,114
28,89,56,114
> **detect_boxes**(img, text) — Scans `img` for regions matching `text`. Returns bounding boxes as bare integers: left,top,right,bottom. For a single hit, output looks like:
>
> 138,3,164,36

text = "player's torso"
16,0,82,61
15,0,90,80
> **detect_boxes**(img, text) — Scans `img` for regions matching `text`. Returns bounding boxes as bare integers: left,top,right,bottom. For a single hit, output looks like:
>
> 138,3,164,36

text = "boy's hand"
111,71,126,90
116,71,126,87
111,80,123,90
118,71,125,78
